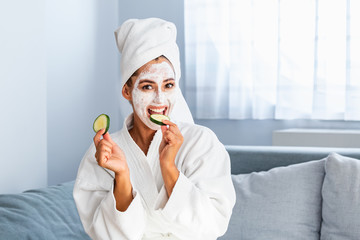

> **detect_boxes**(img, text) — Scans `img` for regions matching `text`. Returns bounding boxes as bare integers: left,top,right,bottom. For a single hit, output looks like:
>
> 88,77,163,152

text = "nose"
154,89,165,103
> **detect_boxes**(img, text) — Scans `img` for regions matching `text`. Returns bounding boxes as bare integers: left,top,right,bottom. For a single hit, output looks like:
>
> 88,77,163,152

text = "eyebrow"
164,78,175,82
138,78,175,84
139,79,155,84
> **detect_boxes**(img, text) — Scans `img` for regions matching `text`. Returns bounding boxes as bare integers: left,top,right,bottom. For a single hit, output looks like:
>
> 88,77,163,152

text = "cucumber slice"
93,114,110,134
150,114,170,126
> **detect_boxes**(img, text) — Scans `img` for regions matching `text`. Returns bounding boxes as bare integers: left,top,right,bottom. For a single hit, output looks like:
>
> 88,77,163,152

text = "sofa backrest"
225,145,360,174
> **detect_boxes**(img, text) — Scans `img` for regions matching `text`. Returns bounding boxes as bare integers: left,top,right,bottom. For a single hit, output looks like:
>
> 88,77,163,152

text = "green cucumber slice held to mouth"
93,114,110,134
150,114,170,126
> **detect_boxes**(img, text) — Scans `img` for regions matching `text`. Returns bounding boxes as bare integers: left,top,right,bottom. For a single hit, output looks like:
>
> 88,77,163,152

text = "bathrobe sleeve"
73,144,146,240
160,126,236,240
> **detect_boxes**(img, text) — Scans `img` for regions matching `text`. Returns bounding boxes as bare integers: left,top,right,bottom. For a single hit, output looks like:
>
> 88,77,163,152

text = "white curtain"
184,0,360,120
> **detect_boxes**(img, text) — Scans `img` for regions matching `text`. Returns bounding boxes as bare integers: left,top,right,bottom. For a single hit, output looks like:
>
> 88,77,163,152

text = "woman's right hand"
93,129,129,175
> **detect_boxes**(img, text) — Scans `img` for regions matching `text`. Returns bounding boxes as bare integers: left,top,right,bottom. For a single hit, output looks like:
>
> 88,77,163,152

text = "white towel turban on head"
114,18,193,124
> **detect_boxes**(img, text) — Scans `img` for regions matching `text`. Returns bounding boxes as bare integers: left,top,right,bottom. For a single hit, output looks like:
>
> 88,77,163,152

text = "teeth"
150,108,165,113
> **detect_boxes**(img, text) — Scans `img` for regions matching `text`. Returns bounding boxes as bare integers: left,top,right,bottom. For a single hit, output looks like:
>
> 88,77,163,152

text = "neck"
129,113,156,155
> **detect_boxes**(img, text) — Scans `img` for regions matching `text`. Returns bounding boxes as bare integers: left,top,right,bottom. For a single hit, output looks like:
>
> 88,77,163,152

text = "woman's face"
130,58,177,130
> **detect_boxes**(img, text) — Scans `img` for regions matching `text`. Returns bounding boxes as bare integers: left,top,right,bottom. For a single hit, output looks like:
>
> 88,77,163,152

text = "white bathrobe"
73,115,236,240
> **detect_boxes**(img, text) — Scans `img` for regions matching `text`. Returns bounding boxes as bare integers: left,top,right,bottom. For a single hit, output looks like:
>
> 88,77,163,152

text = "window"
184,0,360,120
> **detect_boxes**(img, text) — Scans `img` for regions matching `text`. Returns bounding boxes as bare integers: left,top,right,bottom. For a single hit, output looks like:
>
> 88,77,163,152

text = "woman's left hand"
159,120,184,167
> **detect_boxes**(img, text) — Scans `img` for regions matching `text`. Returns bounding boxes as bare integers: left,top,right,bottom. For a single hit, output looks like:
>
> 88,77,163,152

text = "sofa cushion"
0,181,90,240
320,153,360,240
220,159,325,240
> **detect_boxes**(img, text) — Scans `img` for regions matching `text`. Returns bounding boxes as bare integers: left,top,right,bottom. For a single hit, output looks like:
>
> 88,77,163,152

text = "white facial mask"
132,61,177,130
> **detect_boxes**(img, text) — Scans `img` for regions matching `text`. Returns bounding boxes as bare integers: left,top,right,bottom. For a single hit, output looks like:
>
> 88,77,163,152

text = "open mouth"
147,106,168,117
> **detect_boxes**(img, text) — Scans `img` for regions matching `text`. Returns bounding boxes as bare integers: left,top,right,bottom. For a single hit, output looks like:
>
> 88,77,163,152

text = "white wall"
0,0,121,192
0,0,47,193
46,0,120,185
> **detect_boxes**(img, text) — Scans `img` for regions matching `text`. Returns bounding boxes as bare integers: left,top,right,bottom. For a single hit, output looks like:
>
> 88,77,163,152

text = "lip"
147,105,168,117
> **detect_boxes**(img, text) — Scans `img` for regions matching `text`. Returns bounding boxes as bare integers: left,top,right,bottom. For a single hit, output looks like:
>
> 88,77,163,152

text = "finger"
163,130,176,143
93,128,106,147
98,139,113,150
167,135,178,145
99,144,112,155
163,120,181,135
159,137,166,148
103,132,116,145
161,125,167,134
162,127,172,139
169,125,181,136
162,119,176,127
98,151,110,167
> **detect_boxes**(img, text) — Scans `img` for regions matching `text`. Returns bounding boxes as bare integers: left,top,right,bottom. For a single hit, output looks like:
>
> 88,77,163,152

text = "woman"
73,18,235,240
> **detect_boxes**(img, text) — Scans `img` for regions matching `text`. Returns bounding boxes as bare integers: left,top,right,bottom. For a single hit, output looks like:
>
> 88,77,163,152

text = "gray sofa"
1,146,360,239
221,146,360,240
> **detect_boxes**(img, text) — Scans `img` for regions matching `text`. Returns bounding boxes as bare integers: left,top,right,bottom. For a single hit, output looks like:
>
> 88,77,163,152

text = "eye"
165,83,174,89
142,85,153,90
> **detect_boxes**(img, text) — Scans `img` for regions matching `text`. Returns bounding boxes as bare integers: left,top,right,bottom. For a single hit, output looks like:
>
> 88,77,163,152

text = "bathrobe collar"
120,113,164,209
122,113,162,160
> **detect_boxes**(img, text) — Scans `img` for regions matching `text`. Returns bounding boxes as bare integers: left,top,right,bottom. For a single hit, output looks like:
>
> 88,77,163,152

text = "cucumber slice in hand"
150,114,170,126
93,114,110,134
